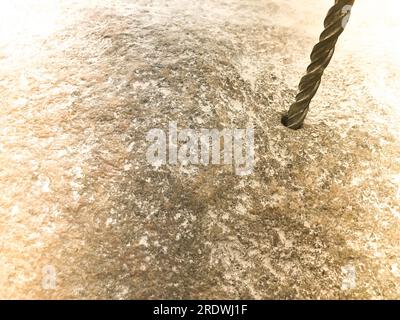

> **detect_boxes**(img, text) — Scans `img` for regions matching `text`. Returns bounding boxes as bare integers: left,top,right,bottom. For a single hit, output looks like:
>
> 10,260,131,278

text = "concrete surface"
0,0,399,299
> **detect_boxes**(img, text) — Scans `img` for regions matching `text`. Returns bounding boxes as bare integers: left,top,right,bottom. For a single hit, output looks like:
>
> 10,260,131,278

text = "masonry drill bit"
282,0,355,130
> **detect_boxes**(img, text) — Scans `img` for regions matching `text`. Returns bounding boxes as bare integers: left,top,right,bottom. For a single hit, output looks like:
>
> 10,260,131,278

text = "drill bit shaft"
282,0,355,130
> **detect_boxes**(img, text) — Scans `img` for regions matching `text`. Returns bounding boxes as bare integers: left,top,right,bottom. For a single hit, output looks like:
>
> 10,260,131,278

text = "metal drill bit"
282,0,355,130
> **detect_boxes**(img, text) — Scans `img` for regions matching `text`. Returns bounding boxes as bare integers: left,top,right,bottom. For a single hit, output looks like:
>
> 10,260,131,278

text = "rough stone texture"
0,0,399,299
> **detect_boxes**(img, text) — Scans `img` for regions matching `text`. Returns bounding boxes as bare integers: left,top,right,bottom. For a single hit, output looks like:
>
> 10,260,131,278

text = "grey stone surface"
0,0,399,299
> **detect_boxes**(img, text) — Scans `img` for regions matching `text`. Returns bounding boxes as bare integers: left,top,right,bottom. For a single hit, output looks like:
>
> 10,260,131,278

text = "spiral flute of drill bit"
282,0,355,130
